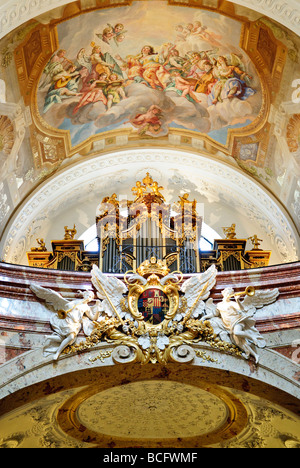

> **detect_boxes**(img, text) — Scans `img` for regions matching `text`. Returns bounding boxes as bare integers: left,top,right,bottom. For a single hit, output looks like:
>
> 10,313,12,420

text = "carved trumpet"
228,286,255,299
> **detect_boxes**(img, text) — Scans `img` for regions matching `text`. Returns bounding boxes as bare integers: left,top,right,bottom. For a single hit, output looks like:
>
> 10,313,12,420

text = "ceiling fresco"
36,3,262,147
10,0,290,168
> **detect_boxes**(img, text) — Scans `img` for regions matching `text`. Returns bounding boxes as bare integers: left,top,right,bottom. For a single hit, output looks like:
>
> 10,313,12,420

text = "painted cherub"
127,105,163,136
96,25,115,44
104,73,126,109
112,23,127,46
170,70,201,103
97,23,127,46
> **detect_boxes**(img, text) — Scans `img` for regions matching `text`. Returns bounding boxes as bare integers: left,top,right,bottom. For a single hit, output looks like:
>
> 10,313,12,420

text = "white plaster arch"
0,148,299,266
0,0,299,41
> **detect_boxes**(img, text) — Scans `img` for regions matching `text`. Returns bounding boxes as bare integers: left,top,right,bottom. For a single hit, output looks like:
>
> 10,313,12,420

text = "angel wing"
96,33,111,45
180,264,217,307
30,284,69,311
91,265,127,319
242,288,279,314
227,53,245,69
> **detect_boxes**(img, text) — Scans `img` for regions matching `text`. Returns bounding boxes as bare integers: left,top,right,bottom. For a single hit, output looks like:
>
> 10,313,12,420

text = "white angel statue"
30,285,103,360
201,286,279,363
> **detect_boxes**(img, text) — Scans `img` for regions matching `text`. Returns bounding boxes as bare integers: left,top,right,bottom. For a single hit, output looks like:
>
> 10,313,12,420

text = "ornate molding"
0,102,27,174
0,333,299,403
0,0,74,39
1,258,300,301
233,0,300,33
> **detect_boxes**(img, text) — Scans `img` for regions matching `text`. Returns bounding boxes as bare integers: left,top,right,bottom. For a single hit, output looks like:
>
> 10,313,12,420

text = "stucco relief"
0,376,299,448
28,259,282,365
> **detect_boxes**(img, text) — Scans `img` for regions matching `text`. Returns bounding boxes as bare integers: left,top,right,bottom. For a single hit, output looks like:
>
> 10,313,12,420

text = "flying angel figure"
201,286,279,362
30,285,103,360
96,23,127,46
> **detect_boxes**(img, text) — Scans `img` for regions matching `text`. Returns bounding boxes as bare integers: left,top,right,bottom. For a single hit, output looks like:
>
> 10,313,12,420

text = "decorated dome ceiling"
0,0,299,263
36,3,263,147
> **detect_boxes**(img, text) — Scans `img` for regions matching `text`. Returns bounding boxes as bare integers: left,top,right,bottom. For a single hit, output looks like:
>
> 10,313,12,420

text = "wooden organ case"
96,173,202,274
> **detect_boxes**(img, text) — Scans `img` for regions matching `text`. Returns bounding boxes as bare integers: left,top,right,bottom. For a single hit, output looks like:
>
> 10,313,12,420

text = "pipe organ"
96,173,202,274
26,174,272,273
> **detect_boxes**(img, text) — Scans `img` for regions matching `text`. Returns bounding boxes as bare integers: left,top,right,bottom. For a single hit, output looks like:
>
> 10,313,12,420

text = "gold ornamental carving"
61,259,242,365
30,257,279,365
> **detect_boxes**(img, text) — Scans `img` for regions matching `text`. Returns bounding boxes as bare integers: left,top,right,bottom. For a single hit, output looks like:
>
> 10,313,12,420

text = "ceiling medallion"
57,380,248,447
30,257,279,365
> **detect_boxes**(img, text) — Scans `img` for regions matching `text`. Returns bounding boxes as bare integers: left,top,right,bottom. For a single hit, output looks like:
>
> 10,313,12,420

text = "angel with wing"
30,285,103,360
201,286,279,362
209,54,255,105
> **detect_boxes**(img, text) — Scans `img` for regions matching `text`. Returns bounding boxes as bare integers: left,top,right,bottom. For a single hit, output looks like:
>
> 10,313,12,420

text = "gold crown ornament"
137,257,170,278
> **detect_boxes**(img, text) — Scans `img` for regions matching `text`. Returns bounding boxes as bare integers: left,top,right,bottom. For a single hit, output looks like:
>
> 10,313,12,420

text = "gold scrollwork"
62,258,242,365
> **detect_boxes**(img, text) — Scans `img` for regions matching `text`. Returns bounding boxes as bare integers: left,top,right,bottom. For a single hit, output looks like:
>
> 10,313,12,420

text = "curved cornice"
233,0,300,34
0,148,299,265
0,338,299,402
0,0,299,41
1,258,299,302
